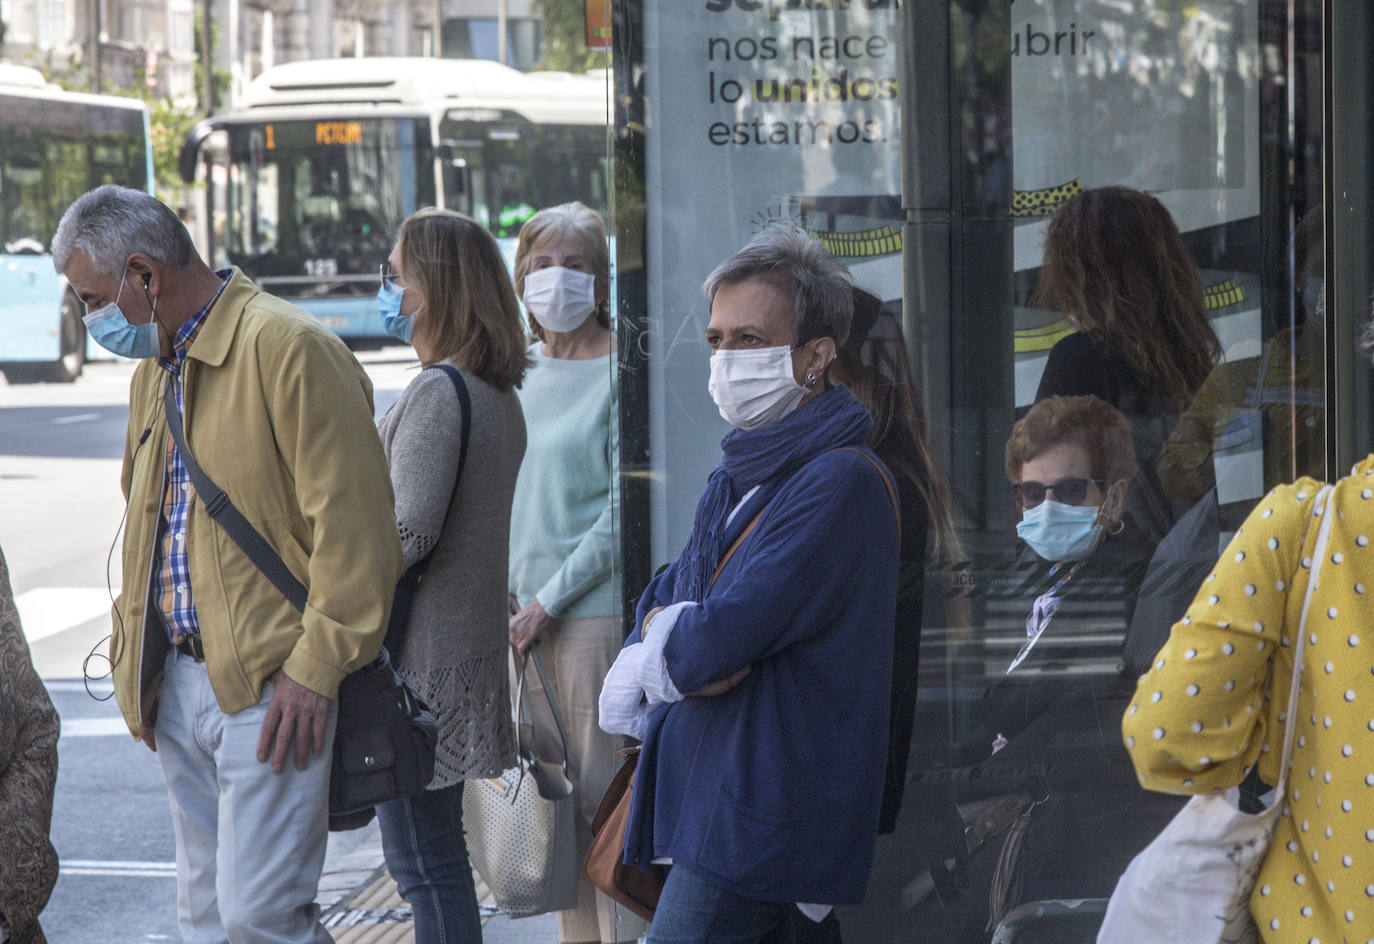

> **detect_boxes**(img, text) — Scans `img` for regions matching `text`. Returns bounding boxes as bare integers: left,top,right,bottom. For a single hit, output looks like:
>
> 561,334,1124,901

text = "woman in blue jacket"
600,225,900,944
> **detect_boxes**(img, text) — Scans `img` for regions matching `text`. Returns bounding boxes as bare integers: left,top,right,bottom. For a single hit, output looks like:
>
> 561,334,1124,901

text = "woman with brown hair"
1034,186,1221,546
373,207,530,942
950,395,1181,930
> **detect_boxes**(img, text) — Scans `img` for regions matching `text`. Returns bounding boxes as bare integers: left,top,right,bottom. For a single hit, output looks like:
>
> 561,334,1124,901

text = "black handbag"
163,364,472,830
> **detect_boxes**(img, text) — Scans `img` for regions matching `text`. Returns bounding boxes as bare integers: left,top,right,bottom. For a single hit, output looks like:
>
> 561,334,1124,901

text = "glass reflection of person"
1157,207,1325,509
952,395,1182,929
506,202,639,944
791,289,962,944
1034,186,1222,546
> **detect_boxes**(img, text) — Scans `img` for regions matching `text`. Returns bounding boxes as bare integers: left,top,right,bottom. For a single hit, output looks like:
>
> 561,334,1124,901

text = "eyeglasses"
379,262,401,291
1012,477,1109,510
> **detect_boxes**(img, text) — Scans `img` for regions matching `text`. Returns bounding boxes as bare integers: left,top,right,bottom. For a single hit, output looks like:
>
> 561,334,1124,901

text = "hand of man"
140,701,158,752
687,665,752,698
257,669,332,773
509,599,557,655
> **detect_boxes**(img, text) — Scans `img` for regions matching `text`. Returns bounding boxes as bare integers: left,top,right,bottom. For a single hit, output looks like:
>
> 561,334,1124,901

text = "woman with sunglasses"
373,208,530,943
941,394,1183,931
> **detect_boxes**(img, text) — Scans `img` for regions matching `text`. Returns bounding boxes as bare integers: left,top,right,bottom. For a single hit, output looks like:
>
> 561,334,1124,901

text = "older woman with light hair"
505,202,635,943
599,224,900,943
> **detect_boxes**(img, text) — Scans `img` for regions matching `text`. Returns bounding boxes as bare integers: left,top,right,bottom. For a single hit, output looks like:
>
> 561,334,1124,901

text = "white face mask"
708,345,808,431
523,266,597,334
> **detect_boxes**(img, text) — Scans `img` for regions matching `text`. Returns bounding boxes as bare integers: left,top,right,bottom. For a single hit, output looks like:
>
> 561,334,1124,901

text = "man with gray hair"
53,185,403,943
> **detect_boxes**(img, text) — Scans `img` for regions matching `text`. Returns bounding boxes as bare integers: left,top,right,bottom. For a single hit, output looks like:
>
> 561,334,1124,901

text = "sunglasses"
379,262,402,291
1013,477,1108,509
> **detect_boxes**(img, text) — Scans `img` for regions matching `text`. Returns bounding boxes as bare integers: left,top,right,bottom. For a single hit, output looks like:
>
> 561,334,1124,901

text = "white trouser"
156,647,337,944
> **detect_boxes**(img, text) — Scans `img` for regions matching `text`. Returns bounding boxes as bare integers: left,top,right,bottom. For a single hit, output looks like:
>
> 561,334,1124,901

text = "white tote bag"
464,648,580,918
1097,485,1332,944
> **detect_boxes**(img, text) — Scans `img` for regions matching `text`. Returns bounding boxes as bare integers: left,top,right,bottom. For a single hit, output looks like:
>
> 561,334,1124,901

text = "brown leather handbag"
584,746,665,921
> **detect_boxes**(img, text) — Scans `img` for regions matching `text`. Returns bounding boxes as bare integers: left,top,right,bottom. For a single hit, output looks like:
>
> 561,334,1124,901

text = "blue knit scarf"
670,385,874,603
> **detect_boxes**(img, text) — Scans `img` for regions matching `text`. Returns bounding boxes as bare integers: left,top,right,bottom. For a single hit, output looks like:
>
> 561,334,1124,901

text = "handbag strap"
836,445,901,539
703,446,900,597
1276,483,1335,796
162,363,473,626
513,647,574,788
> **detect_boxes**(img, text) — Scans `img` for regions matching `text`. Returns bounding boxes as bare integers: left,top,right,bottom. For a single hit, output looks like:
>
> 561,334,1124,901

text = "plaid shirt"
154,273,230,642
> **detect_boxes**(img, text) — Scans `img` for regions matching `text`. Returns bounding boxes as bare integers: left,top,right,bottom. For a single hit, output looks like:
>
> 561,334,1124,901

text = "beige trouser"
523,614,648,943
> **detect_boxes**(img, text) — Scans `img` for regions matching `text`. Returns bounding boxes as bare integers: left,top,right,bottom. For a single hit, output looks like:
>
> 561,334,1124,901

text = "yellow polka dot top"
1124,459,1374,942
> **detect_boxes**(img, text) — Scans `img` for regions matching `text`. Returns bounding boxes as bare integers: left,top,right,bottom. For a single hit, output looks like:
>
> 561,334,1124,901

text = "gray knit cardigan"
377,364,526,787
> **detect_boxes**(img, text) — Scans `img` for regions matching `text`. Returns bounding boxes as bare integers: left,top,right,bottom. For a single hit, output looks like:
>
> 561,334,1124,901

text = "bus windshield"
1,95,147,256
224,118,435,289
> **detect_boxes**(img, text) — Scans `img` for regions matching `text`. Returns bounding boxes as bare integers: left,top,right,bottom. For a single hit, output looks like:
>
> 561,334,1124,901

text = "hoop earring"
1109,519,1125,535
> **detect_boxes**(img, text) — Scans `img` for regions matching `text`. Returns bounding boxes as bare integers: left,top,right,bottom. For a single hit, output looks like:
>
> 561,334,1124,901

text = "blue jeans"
376,781,482,944
646,865,796,944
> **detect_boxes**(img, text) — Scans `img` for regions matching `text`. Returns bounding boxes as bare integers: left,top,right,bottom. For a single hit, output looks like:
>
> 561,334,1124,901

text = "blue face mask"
82,267,160,359
377,281,413,343
1016,499,1104,562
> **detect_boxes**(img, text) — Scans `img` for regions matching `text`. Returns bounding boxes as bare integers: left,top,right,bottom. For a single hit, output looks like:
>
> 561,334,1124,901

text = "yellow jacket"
112,269,403,739
1125,459,1374,939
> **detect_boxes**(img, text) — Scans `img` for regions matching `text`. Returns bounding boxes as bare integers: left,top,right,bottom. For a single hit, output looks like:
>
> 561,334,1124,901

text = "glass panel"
222,118,435,281
615,0,1332,939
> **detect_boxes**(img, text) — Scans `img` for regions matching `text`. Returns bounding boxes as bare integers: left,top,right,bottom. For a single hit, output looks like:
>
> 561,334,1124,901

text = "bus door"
441,110,534,249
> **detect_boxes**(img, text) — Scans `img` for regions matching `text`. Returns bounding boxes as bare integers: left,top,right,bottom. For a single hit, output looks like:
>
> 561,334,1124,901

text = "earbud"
141,272,152,289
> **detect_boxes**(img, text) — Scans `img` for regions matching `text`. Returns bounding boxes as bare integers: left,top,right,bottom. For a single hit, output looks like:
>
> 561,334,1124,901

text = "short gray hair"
52,185,197,278
702,223,853,348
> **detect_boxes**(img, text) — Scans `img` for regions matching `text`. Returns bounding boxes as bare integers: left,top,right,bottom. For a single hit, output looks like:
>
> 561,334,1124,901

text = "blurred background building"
0,0,543,107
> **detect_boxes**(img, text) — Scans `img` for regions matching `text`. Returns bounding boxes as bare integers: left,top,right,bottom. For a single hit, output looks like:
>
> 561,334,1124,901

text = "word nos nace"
707,32,889,62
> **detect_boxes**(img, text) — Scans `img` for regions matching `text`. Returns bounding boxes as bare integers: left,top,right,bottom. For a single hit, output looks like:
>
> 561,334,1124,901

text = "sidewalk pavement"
316,819,558,943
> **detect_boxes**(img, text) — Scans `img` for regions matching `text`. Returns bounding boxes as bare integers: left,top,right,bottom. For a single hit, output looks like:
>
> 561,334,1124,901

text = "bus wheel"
47,292,86,383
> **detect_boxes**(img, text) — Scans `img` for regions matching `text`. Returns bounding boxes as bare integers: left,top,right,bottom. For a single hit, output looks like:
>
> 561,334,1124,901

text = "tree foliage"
37,20,228,199
533,0,608,73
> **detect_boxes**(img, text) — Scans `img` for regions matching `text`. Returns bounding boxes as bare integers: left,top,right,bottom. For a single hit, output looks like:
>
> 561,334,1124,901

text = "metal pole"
497,0,507,65
432,0,441,57
91,0,102,92
202,0,213,115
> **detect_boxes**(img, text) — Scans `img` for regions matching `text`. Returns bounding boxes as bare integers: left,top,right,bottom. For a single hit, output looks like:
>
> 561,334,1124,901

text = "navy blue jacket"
624,447,899,905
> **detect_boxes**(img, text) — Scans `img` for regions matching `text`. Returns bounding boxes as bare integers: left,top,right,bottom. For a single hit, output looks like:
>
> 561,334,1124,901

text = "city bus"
179,57,610,341
0,63,153,383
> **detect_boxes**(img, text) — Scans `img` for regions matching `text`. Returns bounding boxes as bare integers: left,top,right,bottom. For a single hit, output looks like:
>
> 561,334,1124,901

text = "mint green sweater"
509,345,619,620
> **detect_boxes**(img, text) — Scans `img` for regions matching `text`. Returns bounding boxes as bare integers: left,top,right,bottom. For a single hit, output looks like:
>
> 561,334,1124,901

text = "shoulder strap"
164,377,309,612
836,445,901,540
707,511,762,596
706,446,900,595
429,363,473,506
1279,484,1335,795
163,363,474,618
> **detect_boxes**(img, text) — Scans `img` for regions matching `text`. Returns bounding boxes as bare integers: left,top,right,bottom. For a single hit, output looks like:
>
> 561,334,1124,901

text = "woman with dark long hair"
791,288,962,943
1034,186,1221,548
1034,186,1221,408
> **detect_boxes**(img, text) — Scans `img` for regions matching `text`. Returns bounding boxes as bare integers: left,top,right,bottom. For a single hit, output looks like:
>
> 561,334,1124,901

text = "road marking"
14,587,111,642
60,717,131,738
52,412,102,425
61,859,176,878
44,679,114,694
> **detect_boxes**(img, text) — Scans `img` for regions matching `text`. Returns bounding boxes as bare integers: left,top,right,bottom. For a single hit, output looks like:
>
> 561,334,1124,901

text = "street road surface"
1,350,416,942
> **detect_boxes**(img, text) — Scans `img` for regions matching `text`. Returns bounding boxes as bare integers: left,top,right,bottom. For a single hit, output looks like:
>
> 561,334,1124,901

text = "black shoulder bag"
163,364,472,831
